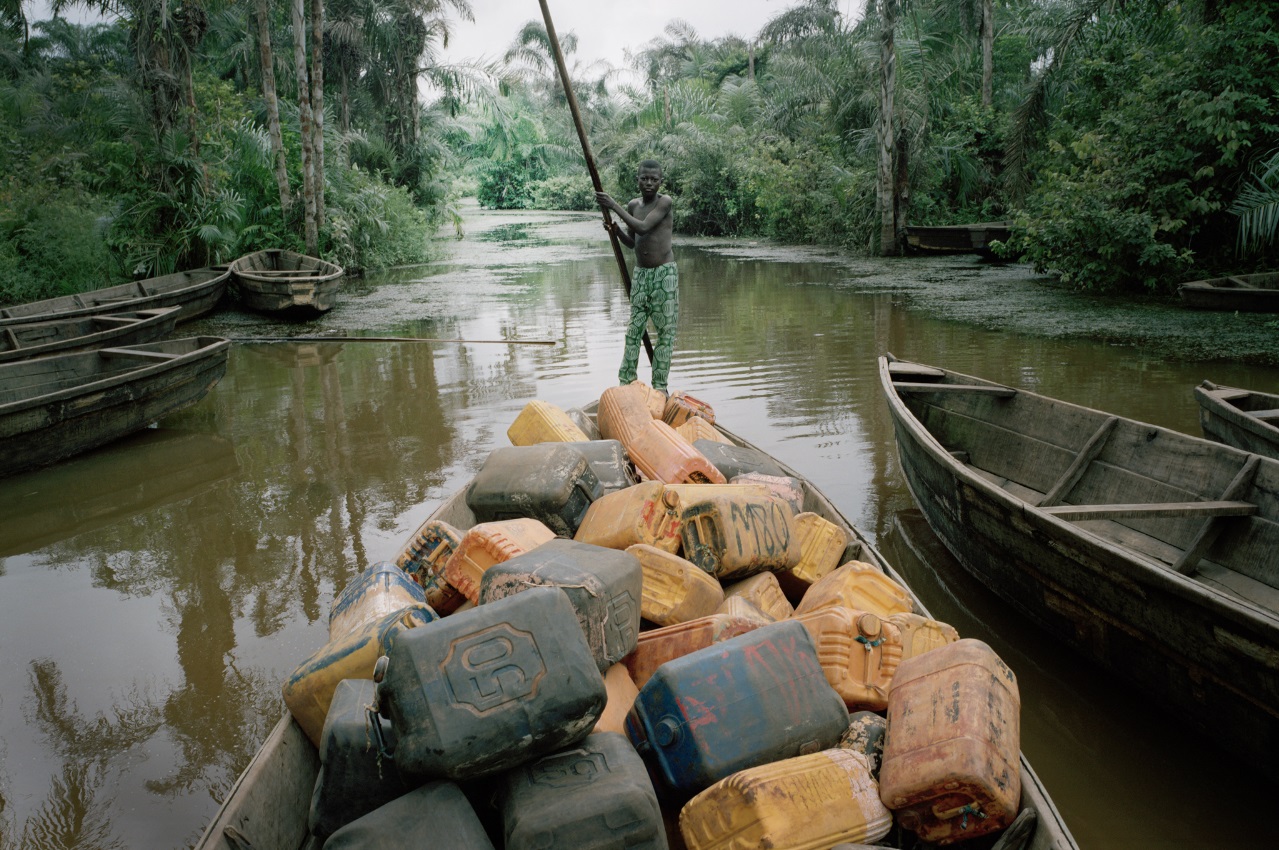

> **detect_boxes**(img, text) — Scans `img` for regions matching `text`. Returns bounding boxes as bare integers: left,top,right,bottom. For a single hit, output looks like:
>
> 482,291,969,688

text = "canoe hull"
0,337,230,477
1178,273,1279,312
1195,382,1279,461
0,267,230,326
903,222,1012,257
881,357,1279,783
231,250,344,316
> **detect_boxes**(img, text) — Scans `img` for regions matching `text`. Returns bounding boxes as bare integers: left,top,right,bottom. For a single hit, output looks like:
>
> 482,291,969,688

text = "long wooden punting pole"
232,336,556,345
537,0,654,363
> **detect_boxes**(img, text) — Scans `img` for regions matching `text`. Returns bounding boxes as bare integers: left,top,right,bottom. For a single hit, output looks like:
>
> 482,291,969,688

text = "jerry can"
598,385,656,447
678,748,891,850
627,620,849,794
478,538,643,672
879,639,1021,845
630,381,669,419
566,407,602,441
623,612,762,688
322,780,495,849
563,439,636,494
795,560,914,619
663,482,769,506
499,732,667,850
730,472,804,515
507,399,590,445
374,586,607,780
691,440,789,480
715,595,775,625
776,512,851,603
329,561,427,641
661,391,716,427
888,611,961,662
308,679,417,841
465,444,602,537
721,572,794,621
396,518,466,614
839,711,888,779
595,663,640,735
793,607,903,711
444,518,556,604
574,481,682,553
284,605,437,745
627,543,723,627
629,420,728,486
676,415,730,446
678,491,799,580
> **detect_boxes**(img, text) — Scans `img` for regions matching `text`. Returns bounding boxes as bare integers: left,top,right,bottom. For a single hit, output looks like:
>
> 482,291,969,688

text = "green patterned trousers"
620,262,679,392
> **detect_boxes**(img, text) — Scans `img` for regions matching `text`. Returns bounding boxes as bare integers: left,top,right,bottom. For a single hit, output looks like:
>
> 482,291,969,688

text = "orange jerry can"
627,543,724,627
678,492,799,580
598,385,655,447
776,512,851,602
888,611,961,662
628,420,727,486
396,518,466,614
793,607,903,711
328,562,428,641
661,391,716,427
879,639,1022,845
507,399,590,445
283,605,436,745
630,381,669,419
679,749,892,850
676,415,730,446
623,613,762,688
715,595,775,626
574,481,682,553
721,572,794,621
443,518,556,604
795,560,914,618
730,472,804,515
594,663,641,735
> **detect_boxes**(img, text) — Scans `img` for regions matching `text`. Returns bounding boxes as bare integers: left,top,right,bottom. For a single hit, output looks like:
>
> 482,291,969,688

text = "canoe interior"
0,307,179,360
0,267,228,322
1200,382,1279,419
0,337,220,405
233,249,343,281
891,363,1279,608
1187,272,1279,291
195,401,1076,850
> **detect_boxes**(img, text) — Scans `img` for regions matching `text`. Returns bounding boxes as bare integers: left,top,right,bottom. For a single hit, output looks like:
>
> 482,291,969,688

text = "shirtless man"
596,160,677,393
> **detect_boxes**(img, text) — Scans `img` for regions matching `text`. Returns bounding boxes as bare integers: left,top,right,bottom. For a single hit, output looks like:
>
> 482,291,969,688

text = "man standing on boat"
596,160,677,394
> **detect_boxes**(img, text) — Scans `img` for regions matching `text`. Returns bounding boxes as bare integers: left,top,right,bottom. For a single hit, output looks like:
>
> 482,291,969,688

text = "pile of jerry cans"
282,383,1024,850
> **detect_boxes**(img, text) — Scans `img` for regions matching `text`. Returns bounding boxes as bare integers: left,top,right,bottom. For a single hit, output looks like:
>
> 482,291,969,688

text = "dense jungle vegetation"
1,0,1276,304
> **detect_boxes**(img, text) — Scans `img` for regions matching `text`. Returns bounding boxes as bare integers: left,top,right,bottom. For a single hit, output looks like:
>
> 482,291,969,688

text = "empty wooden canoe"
0,266,230,326
230,249,345,316
0,306,181,363
0,336,230,477
1177,272,1279,312
880,354,1279,783
1195,380,1279,460
903,222,1013,257
194,395,1078,850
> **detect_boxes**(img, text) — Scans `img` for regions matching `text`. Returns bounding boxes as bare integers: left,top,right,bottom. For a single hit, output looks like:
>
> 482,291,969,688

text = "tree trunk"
340,66,351,136
877,0,899,256
310,0,326,229
981,0,994,109
292,0,319,255
256,0,292,217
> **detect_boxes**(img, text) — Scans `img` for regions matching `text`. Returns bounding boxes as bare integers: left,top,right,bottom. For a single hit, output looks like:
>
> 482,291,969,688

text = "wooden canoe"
903,222,1013,257
0,306,181,364
194,399,1078,850
0,336,230,477
1195,380,1279,460
879,354,1279,783
230,249,345,316
1177,271,1279,312
0,266,230,327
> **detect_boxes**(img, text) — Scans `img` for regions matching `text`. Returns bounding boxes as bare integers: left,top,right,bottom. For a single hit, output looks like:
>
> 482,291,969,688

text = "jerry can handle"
933,801,987,831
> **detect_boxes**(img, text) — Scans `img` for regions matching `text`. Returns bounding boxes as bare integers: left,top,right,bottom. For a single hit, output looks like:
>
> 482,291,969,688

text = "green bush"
529,174,595,211
0,181,116,306
476,158,547,209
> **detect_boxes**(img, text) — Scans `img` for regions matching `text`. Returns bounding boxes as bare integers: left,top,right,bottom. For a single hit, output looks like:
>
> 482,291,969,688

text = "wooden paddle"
537,0,654,363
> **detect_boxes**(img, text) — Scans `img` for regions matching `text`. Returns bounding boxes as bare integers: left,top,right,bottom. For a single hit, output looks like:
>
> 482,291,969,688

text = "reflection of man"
595,160,677,394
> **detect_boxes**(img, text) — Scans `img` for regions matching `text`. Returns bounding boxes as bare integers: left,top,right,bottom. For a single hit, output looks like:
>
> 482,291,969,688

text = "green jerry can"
321,781,494,849
465,443,603,537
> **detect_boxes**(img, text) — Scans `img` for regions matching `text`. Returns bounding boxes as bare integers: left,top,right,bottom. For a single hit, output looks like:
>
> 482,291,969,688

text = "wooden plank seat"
97,346,182,361
1226,276,1258,288
888,361,946,380
1247,408,1279,423
92,315,144,326
892,381,1017,397
1040,501,1258,521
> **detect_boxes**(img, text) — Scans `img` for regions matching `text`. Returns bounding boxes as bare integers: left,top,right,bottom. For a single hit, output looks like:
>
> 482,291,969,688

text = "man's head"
637,160,663,199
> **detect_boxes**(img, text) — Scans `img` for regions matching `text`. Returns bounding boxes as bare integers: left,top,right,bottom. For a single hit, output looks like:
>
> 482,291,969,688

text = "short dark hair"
638,159,662,174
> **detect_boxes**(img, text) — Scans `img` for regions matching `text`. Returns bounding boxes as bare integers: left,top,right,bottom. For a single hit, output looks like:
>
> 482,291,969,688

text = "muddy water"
1,205,1277,849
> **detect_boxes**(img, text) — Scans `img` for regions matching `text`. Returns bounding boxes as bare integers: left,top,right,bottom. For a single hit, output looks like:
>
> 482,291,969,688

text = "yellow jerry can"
795,560,914,619
678,491,799,580
676,415,731,446
793,606,903,711
888,611,961,662
721,571,794,622
627,543,724,627
443,518,556,604
507,399,590,445
594,662,641,735
715,595,775,625
574,481,682,553
776,512,851,602
395,518,466,614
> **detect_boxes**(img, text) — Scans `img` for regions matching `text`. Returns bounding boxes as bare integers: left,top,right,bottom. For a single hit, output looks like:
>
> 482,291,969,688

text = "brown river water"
2,205,1278,849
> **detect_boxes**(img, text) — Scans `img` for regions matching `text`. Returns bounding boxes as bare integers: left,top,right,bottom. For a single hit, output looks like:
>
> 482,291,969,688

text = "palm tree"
254,0,291,217
291,0,318,253
877,0,899,255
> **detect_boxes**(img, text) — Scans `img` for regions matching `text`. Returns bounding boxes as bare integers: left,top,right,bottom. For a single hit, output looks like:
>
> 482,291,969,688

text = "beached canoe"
903,222,1012,257
194,398,1077,850
880,354,1279,783
0,336,230,477
1177,271,1279,312
1195,380,1279,460
0,306,181,364
0,266,230,327
230,249,344,316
